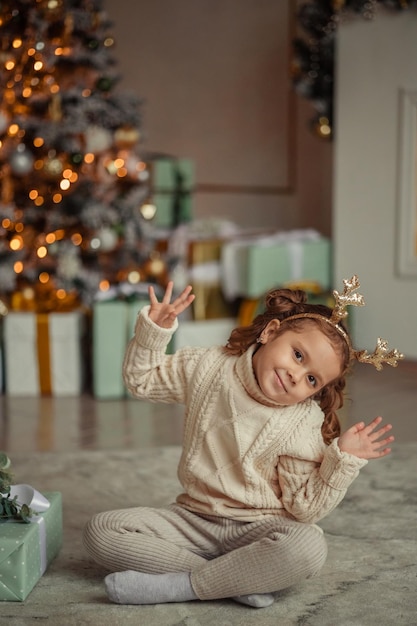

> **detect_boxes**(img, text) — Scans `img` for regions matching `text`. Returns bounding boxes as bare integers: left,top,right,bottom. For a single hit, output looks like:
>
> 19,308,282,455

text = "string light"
99,280,110,291
10,236,23,251
37,246,47,258
39,272,50,284
71,233,82,246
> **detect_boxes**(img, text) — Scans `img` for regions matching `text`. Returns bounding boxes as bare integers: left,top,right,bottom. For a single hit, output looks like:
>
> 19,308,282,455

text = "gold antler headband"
283,275,404,371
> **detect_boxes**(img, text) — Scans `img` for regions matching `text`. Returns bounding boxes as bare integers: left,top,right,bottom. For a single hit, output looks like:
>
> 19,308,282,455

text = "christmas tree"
0,0,155,310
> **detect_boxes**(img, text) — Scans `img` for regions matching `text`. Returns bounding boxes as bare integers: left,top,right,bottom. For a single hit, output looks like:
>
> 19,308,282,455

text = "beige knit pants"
83,503,327,600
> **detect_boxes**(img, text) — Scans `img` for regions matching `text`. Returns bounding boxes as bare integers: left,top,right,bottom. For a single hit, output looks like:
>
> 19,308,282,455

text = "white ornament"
96,227,118,251
85,126,113,154
10,144,34,176
57,251,82,280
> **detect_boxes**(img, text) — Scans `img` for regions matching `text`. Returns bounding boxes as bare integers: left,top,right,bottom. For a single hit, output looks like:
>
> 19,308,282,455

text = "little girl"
84,276,402,608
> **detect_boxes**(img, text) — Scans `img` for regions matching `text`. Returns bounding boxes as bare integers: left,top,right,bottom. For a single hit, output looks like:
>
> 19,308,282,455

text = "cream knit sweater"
123,306,368,524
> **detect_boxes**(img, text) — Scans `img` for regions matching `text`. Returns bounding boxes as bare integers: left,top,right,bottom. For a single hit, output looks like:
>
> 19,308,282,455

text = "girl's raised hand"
148,281,195,329
338,416,394,459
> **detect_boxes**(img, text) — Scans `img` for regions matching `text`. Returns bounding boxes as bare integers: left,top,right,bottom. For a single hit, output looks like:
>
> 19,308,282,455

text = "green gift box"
149,158,194,192
222,236,332,300
244,238,331,299
147,158,194,228
0,491,62,602
152,192,192,229
92,298,150,399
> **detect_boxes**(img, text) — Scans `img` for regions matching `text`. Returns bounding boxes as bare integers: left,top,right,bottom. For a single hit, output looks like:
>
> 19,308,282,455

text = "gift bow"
9,484,50,574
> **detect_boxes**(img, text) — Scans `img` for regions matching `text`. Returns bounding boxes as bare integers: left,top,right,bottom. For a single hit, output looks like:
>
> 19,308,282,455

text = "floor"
1,360,416,625
1,358,416,453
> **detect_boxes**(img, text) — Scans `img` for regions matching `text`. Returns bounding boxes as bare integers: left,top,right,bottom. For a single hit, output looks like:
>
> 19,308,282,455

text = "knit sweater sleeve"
122,305,206,404
278,438,368,524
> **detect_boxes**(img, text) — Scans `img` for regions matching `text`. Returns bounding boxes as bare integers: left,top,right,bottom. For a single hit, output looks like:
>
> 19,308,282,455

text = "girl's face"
252,320,342,406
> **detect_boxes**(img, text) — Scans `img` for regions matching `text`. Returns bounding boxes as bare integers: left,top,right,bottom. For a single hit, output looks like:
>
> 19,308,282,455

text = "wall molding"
396,88,417,278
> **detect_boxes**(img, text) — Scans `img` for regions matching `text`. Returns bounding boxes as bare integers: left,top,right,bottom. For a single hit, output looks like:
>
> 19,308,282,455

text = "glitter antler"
330,275,365,324
355,338,404,371
283,274,404,370
330,275,404,370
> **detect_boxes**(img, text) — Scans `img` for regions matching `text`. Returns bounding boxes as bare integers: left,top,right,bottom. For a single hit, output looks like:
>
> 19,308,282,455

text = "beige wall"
103,0,333,234
334,11,417,358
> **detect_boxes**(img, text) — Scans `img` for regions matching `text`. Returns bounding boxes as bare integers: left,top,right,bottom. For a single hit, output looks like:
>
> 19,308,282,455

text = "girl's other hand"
148,281,195,329
338,416,394,459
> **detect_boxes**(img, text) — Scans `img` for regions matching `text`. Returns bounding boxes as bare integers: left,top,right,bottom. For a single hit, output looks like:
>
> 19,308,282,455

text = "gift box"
174,318,236,350
221,230,332,300
4,311,85,396
92,298,150,399
0,491,62,602
238,284,335,327
147,158,194,229
187,239,233,320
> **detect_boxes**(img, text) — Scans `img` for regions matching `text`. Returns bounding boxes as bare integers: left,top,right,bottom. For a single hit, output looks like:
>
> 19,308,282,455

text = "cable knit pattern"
123,306,368,525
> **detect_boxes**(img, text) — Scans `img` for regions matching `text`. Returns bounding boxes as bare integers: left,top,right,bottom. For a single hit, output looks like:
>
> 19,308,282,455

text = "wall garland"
292,0,417,139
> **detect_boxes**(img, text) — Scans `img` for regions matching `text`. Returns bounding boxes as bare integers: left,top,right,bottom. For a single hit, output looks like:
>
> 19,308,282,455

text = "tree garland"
292,0,417,139
0,453,35,523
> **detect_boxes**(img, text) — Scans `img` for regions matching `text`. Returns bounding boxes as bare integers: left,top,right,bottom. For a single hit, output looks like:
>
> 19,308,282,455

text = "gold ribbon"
36,314,52,395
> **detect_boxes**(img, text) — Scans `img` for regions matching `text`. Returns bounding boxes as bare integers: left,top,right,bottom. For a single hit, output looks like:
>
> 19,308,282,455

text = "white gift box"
4,311,85,396
173,318,236,350
221,229,332,300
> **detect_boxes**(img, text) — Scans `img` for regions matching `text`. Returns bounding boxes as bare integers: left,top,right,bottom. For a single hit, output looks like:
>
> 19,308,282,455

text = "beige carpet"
1,443,416,626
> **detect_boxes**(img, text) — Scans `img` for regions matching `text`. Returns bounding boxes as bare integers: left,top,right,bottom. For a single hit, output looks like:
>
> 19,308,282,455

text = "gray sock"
105,570,198,605
233,593,275,608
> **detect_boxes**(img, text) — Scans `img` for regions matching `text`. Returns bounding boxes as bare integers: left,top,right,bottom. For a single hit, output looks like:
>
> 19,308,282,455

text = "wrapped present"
0,488,62,601
4,311,85,396
174,318,236,350
152,192,192,230
238,283,335,327
149,157,194,192
92,298,150,399
221,230,332,300
146,158,194,229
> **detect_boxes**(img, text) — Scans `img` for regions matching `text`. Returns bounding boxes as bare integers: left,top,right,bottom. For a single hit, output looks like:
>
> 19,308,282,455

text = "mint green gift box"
239,238,332,299
147,158,194,228
0,492,62,602
92,299,150,399
149,158,194,192
152,191,192,229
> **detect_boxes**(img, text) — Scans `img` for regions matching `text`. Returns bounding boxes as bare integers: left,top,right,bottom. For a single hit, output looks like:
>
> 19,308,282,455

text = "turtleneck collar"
234,343,289,408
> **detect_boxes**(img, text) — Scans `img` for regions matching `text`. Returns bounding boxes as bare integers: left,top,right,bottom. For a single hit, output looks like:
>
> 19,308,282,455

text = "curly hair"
224,288,352,445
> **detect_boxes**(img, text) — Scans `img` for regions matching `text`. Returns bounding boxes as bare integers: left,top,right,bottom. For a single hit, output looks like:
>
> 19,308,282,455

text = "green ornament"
87,38,99,50
96,76,113,92
70,152,84,166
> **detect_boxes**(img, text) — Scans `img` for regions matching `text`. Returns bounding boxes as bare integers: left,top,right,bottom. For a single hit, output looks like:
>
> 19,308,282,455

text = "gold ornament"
283,275,404,370
114,126,140,148
43,155,64,178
